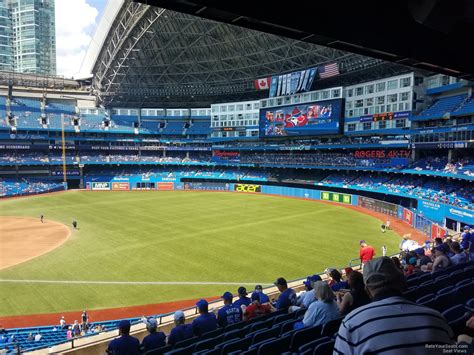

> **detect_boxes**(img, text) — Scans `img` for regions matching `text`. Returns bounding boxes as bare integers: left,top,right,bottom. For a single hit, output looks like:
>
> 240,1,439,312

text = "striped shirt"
333,295,454,355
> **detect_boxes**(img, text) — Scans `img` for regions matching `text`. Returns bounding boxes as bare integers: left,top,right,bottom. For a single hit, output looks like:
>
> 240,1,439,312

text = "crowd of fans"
102,232,474,354
413,157,474,177
0,179,63,197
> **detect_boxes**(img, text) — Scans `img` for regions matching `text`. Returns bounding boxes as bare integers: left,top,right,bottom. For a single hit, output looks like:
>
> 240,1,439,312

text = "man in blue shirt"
141,317,166,352
254,285,270,303
273,277,296,311
233,286,251,309
217,292,242,327
460,226,473,259
192,299,218,336
167,311,193,346
106,320,140,355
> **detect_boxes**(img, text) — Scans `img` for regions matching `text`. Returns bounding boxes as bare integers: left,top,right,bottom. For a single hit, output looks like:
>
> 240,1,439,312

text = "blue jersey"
107,335,140,355
141,332,166,352
167,324,193,346
233,297,251,308
258,292,270,303
192,312,218,336
217,304,242,327
461,232,473,251
275,288,296,310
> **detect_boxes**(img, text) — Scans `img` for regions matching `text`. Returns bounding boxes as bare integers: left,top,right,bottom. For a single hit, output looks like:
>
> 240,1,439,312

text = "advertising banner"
91,182,110,191
321,191,352,205
112,182,130,191
234,184,261,193
157,182,174,191
431,223,447,239
184,182,230,191
403,208,414,226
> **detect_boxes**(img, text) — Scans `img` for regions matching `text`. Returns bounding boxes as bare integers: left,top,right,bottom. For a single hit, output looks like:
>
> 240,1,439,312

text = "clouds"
55,0,99,78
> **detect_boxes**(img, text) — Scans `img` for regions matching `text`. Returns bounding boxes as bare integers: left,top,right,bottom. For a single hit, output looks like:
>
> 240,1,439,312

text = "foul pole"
60,114,67,184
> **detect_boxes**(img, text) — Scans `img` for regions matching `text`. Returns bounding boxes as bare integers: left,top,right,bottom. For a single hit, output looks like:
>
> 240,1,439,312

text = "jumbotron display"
259,99,344,136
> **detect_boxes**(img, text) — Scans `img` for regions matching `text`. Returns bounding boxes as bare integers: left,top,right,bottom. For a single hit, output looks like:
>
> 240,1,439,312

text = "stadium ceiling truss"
92,1,411,108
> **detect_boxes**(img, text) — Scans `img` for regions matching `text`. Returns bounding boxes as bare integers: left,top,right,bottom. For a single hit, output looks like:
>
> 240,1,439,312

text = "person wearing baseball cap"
334,257,454,354
233,286,251,309
359,240,376,265
106,319,140,355
192,299,218,337
167,310,193,346
141,317,166,352
244,291,272,321
217,292,242,327
254,285,270,303
460,225,474,260
273,277,296,311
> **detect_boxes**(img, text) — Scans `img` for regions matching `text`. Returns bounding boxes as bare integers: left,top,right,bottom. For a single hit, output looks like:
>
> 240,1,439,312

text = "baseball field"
0,190,402,318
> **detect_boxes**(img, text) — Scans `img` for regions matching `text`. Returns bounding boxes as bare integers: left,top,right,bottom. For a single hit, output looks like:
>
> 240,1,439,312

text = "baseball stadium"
1,0,474,354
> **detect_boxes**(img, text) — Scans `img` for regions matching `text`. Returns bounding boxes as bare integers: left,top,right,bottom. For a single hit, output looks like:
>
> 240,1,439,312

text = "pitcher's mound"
0,216,70,270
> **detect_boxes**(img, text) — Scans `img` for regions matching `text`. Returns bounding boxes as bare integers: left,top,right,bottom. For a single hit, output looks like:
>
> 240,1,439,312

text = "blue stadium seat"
312,339,335,355
164,343,194,354
434,288,458,312
320,317,343,338
193,334,224,352
223,327,249,341
456,279,471,288
442,304,471,335
464,266,474,278
219,336,252,354
144,344,172,355
434,275,452,291
248,326,281,346
298,336,332,354
289,324,324,351
278,319,300,336
272,313,294,326
457,281,474,302
256,334,292,355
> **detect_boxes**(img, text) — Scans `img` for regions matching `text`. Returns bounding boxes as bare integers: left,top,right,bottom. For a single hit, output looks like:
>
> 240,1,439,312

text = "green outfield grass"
0,190,402,316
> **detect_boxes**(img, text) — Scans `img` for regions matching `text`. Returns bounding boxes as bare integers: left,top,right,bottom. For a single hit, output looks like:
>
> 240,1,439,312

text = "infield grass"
0,190,401,316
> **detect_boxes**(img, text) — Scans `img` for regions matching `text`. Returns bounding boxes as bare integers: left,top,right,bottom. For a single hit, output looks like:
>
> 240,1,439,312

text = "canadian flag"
254,77,271,90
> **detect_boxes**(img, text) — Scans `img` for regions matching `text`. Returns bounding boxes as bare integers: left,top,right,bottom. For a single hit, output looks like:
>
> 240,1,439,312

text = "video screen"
259,99,343,137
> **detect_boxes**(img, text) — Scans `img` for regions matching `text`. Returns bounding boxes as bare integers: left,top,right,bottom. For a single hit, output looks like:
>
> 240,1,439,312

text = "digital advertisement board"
259,99,343,136
112,182,130,191
320,191,352,204
184,182,230,191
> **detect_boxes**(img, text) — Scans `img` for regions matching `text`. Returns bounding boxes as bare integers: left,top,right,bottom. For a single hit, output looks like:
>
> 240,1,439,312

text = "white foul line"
0,279,272,286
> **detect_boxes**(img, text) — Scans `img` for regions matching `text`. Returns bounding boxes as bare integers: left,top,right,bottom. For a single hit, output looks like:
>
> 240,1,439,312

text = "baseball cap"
308,274,322,283
237,287,247,296
464,225,471,230
118,320,130,331
251,292,260,302
274,277,287,287
146,317,157,329
363,257,404,289
221,292,233,301
414,248,425,255
254,285,263,291
174,310,185,321
359,240,365,244
196,299,208,309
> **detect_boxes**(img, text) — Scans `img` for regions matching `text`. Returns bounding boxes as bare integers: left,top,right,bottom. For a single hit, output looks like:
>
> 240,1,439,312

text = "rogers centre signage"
353,149,411,159
234,184,261,193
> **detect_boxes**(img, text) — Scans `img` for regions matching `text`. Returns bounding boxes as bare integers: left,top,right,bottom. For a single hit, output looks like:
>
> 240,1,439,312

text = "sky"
55,0,107,78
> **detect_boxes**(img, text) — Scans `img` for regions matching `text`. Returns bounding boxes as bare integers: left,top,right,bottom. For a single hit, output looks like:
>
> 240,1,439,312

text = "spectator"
414,248,431,267
337,270,371,316
34,333,42,342
297,275,322,309
59,316,66,329
328,269,349,292
106,320,140,355
233,287,251,310
244,292,272,321
254,285,270,303
27,333,34,341
66,327,73,340
192,299,218,337
334,257,454,354
217,292,242,327
141,317,166,353
449,242,468,265
167,311,193,346
0,325,5,334
72,320,80,337
81,310,89,325
297,281,340,328
430,244,451,273
273,277,296,311
359,240,376,265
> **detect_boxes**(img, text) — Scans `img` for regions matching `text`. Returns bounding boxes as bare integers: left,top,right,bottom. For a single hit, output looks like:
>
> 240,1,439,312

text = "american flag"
319,63,339,79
